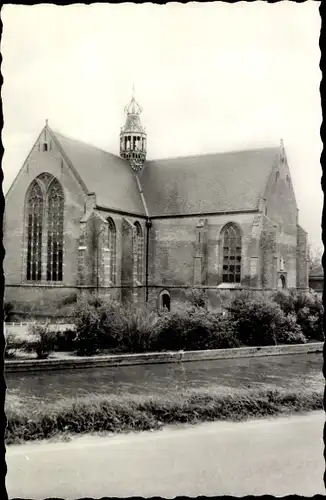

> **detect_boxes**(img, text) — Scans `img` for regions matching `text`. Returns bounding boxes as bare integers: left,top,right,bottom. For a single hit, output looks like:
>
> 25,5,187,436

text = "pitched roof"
52,130,146,215
50,128,279,217
139,148,279,216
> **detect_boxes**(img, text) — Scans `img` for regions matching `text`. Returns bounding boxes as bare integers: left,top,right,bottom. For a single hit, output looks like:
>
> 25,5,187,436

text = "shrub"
53,329,77,352
185,288,209,309
154,306,240,351
154,307,211,351
4,301,14,322
205,315,242,349
26,323,57,359
73,297,160,354
112,305,160,353
59,293,78,307
276,313,307,345
4,333,22,359
272,290,296,315
273,290,324,342
72,297,105,355
226,293,286,346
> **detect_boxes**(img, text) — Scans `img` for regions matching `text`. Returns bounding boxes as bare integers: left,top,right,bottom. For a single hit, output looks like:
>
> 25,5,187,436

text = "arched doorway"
277,275,286,290
159,290,171,312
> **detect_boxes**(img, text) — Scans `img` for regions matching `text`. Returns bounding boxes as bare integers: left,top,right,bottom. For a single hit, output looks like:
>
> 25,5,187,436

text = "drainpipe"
96,228,105,296
145,218,152,302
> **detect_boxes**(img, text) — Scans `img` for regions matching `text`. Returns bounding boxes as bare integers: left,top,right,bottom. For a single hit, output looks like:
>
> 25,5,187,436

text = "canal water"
5,352,323,408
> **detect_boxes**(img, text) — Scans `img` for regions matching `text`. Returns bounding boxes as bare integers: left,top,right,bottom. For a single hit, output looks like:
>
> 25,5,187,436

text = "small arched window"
159,290,171,312
134,222,143,282
26,181,44,281
46,179,64,281
108,218,117,284
221,223,242,284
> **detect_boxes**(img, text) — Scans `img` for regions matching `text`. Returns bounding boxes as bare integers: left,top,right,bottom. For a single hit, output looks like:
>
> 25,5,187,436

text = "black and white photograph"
1,2,324,498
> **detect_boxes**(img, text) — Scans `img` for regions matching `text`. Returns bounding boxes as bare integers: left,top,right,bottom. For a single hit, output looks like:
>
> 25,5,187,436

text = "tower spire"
120,89,147,172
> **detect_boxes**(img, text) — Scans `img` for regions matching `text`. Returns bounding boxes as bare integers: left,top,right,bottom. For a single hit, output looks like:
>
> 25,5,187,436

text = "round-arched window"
159,290,171,312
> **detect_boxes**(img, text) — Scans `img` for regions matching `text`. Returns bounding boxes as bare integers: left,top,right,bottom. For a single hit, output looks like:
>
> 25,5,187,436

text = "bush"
70,291,318,356
59,293,78,307
154,307,210,351
276,313,307,345
225,293,296,346
53,329,77,352
26,323,56,359
72,297,108,355
273,290,324,342
185,288,209,309
154,307,240,351
4,301,14,322
4,333,22,359
111,305,160,353
205,314,242,349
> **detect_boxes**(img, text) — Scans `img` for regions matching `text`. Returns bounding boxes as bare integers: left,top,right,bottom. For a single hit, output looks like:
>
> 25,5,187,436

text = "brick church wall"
263,152,299,290
147,212,259,309
4,128,86,312
4,128,306,314
296,225,309,290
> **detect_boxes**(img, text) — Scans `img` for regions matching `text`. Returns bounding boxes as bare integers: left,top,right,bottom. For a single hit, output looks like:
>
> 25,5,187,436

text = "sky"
1,2,322,249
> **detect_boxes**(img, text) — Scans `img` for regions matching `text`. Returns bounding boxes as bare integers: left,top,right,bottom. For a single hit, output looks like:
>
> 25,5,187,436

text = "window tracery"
221,224,242,284
26,181,43,281
134,222,143,282
108,218,117,284
25,175,64,282
46,180,64,281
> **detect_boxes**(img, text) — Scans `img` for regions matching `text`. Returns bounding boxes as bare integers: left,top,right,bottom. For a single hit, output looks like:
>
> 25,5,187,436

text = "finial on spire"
45,118,48,126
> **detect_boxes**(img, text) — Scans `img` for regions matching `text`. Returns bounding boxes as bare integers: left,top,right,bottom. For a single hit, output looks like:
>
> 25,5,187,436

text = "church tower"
120,89,147,172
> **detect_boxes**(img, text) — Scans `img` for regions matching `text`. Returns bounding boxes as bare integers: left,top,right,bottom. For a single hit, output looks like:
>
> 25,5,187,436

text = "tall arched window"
26,181,44,281
134,222,143,282
46,179,64,281
108,218,117,284
221,223,242,284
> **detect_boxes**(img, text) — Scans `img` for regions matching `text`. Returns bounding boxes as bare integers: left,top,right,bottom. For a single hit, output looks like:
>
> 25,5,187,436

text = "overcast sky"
1,2,322,248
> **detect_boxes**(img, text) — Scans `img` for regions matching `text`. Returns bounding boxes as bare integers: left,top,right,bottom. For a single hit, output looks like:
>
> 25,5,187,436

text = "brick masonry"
4,129,309,315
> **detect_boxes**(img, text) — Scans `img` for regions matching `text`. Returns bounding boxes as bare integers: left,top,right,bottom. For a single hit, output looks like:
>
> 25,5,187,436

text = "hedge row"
5,289,323,359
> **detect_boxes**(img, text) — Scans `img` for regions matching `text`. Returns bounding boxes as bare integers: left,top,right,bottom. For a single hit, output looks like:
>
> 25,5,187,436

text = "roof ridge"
149,146,280,163
51,128,121,159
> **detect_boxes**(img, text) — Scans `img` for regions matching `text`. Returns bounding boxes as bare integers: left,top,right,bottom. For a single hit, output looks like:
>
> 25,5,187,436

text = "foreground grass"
5,387,323,444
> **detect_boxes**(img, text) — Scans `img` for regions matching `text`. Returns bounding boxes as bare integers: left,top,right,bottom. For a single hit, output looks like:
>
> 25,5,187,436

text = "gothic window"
221,223,242,284
134,222,143,282
26,181,44,281
46,179,64,281
108,218,117,284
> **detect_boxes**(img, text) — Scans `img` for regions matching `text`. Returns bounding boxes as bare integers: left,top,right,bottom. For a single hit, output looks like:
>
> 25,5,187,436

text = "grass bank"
5,387,323,444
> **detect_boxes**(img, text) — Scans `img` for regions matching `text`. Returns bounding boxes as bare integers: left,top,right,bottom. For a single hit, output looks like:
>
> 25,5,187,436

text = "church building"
4,93,309,315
